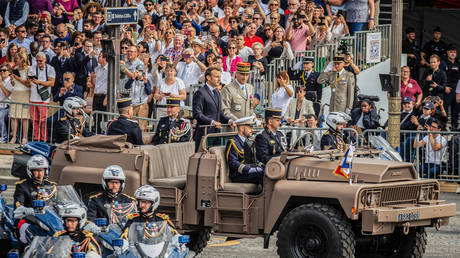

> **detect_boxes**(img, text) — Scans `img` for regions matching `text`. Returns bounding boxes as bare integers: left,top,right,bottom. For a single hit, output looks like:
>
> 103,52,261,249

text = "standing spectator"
289,56,322,102
4,0,29,27
72,39,97,92
49,41,73,96
164,34,184,63
0,63,13,143
207,0,224,18
271,70,294,116
348,99,380,130
286,12,314,52
422,54,446,98
213,56,232,86
413,118,446,179
264,0,285,25
244,23,264,48
124,64,152,131
402,27,420,81
51,2,69,26
264,26,294,63
329,12,349,40
55,0,79,19
41,34,56,60
399,96,419,131
285,0,299,28
28,52,55,142
311,22,332,48
419,27,447,81
317,55,355,113
154,64,186,118
284,85,314,125
443,44,460,131
29,0,52,15
10,25,31,52
248,42,268,98
235,34,254,62
0,43,18,68
175,48,206,102
223,42,242,74
9,52,30,145
72,7,84,31
55,23,72,44
89,51,108,132
53,72,83,105
401,66,422,109
0,29,8,57
221,62,255,120
326,0,375,35
192,67,235,151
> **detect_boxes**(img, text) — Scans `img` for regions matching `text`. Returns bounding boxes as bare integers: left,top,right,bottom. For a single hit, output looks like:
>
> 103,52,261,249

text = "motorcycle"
21,235,98,258
1,184,18,257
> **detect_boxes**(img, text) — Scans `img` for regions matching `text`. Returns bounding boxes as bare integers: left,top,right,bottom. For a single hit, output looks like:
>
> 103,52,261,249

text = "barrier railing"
88,110,160,135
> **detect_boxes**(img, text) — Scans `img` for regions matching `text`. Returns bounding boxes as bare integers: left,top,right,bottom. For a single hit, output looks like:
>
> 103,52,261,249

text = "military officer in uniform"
87,165,136,222
255,108,286,165
321,112,351,151
107,98,144,145
289,56,322,101
225,116,265,185
317,55,355,113
152,97,191,145
221,62,256,120
54,97,93,144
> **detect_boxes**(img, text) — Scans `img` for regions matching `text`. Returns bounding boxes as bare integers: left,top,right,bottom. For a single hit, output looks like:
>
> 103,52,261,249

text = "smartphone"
161,56,169,61
28,75,37,80
13,69,20,77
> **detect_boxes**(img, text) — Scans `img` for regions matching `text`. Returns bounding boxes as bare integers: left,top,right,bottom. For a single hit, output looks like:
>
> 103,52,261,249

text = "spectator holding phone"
287,12,314,52
223,42,242,74
154,64,186,118
164,34,185,63
53,72,82,105
264,26,294,63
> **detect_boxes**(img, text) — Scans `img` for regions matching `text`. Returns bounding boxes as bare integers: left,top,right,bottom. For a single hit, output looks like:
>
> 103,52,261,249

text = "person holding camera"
174,48,206,104
124,63,152,131
53,72,83,105
286,12,314,52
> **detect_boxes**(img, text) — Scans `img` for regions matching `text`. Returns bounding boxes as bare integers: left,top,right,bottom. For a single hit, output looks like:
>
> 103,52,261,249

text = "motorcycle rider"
87,165,136,222
321,112,352,151
54,96,93,144
54,203,102,257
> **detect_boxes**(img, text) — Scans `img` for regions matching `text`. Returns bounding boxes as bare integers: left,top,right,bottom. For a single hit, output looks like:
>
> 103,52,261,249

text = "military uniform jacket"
317,70,355,112
255,127,285,164
87,192,136,222
54,116,93,144
320,130,345,151
225,135,252,178
13,178,56,208
221,80,255,121
54,229,102,255
121,212,176,240
107,115,143,145
289,69,322,101
152,116,191,145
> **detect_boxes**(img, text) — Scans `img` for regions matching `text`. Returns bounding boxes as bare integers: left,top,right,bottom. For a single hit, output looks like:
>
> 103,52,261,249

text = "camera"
245,1,254,5
337,40,349,55
0,38,5,44
161,56,169,61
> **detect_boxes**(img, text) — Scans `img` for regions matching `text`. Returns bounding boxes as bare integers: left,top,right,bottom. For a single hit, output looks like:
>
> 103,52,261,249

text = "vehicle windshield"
368,135,403,162
23,235,73,257
127,220,176,257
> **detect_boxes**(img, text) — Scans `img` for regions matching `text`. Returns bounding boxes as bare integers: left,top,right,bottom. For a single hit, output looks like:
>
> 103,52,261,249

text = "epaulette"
157,213,177,234
15,179,27,184
60,116,67,121
324,131,330,135
126,212,140,220
122,193,136,200
45,180,57,185
82,230,94,238
156,213,170,221
54,230,67,237
89,192,103,199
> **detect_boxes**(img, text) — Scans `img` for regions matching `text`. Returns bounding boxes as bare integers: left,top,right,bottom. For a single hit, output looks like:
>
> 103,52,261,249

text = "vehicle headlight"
419,186,434,201
361,190,381,207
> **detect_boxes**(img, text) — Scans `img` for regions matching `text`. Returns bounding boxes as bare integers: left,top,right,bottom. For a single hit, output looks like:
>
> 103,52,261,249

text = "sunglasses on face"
0,69,8,72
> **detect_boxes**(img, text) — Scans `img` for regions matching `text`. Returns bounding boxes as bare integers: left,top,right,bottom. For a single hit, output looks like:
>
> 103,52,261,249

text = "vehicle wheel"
276,203,355,258
186,228,211,254
356,227,427,258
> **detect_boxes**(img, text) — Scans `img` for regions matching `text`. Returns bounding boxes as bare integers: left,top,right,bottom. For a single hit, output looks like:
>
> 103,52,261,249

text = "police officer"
54,203,102,256
152,97,191,145
317,55,355,113
107,98,144,145
321,112,351,151
54,97,93,144
226,116,264,185
289,57,322,102
443,44,460,130
87,165,136,222
255,108,286,165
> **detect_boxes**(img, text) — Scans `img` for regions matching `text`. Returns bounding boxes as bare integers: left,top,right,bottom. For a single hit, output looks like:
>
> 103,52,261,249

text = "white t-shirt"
158,77,186,106
238,47,254,62
271,84,294,116
422,134,447,165
28,64,56,103
176,61,203,93
0,77,13,108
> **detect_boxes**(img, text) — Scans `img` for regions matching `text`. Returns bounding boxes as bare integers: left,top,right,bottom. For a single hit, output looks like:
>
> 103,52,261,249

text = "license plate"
398,212,419,222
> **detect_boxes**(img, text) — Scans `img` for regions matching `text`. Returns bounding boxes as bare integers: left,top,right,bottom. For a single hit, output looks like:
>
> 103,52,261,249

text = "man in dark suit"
192,67,235,152
289,57,322,102
255,108,286,164
49,41,73,96
107,98,143,145
71,39,98,92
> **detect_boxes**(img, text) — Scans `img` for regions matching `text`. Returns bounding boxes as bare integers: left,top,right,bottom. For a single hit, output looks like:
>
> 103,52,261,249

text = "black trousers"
93,94,106,134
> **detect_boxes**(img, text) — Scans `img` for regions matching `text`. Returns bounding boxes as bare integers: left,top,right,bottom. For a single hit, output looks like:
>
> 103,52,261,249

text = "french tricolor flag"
333,144,355,184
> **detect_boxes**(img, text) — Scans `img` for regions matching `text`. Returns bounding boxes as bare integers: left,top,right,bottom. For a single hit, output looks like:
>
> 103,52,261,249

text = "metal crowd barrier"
352,24,391,71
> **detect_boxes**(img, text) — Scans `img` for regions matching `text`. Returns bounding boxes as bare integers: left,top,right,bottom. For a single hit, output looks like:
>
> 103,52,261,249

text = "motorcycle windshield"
36,185,57,204
127,220,174,257
24,235,73,258
107,202,137,226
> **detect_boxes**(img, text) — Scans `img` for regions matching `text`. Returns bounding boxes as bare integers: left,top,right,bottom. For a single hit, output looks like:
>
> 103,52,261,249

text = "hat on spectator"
191,39,204,48
166,97,181,107
405,27,415,34
253,93,261,100
423,102,435,109
433,26,441,33
136,64,146,71
265,108,282,119
447,44,457,51
402,96,414,103
117,98,132,109
303,57,314,63
236,62,251,74
235,116,256,126
333,55,345,63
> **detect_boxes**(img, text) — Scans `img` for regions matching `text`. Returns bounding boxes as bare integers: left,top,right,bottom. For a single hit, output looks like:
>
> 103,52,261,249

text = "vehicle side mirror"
179,235,190,244
33,200,45,208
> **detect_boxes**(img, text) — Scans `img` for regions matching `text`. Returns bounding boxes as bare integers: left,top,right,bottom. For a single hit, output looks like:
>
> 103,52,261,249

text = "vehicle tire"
356,227,427,258
276,203,355,258
186,228,211,254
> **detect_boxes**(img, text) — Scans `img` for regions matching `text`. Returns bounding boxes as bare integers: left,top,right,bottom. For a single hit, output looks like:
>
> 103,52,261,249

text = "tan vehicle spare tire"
276,203,355,258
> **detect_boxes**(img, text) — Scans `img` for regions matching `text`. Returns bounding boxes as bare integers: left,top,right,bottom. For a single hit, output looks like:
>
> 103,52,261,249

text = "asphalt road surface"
197,193,460,258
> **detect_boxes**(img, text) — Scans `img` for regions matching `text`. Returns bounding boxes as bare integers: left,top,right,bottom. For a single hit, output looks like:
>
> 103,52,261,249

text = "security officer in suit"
321,112,351,151
255,108,286,165
289,57,322,101
317,55,355,113
225,117,264,185
107,98,144,145
54,97,93,144
152,98,191,145
221,62,256,120
87,165,136,222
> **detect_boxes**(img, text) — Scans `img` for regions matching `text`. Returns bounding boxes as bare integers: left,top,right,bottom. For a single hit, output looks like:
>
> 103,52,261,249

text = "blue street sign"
105,7,139,25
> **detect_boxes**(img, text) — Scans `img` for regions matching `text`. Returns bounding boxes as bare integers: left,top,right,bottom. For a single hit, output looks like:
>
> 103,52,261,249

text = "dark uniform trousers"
255,127,285,165
107,116,143,145
225,135,263,185
320,130,345,151
87,192,136,222
13,178,57,208
54,116,93,144
152,116,191,145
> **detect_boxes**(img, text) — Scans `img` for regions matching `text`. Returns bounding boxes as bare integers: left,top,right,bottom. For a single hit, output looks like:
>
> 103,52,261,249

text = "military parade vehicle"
47,133,456,257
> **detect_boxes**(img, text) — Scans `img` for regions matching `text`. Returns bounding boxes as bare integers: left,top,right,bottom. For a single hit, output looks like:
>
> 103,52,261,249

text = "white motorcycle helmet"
326,112,351,132
60,202,87,231
26,154,49,182
134,185,160,213
102,165,126,193
62,97,85,117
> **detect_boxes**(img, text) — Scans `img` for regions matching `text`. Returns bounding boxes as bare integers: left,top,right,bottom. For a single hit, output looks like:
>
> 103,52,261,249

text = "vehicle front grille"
380,185,421,205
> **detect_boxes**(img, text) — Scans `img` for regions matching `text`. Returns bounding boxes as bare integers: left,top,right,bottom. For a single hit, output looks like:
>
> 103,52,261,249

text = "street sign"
105,7,139,25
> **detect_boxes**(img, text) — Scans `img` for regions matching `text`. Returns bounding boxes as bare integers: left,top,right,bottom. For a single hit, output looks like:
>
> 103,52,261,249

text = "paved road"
197,193,460,258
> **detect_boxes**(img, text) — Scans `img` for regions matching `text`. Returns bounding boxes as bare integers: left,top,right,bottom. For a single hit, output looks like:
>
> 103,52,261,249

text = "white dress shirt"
176,61,203,93
94,64,108,95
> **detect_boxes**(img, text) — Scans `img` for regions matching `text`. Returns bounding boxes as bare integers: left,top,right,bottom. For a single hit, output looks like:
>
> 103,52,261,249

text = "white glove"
113,239,129,254
345,108,351,115
83,221,101,234
14,206,35,219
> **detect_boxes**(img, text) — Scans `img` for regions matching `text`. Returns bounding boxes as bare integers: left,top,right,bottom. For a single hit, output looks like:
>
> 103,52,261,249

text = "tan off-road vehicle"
49,133,456,257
